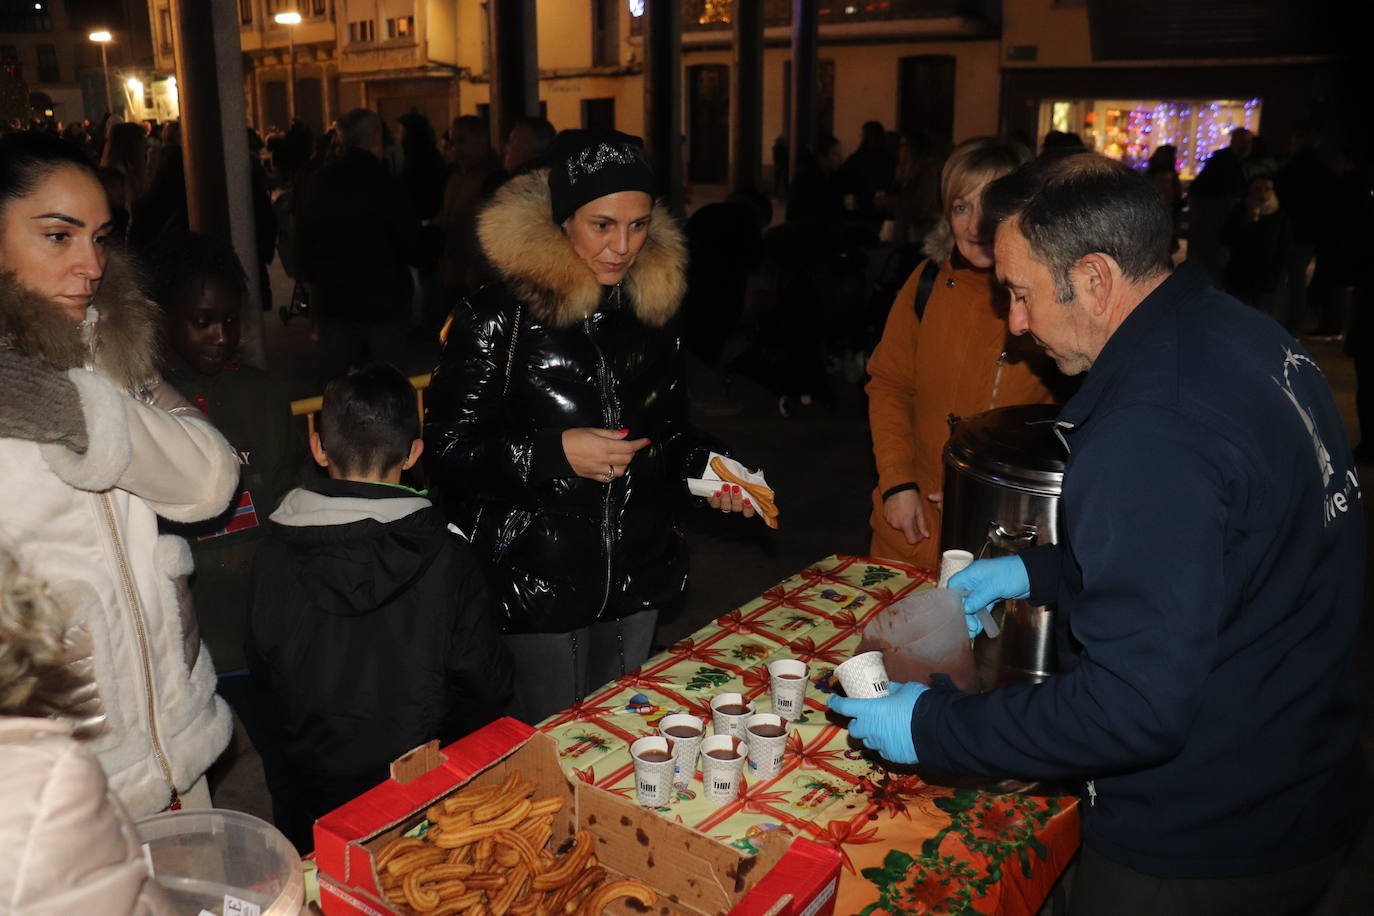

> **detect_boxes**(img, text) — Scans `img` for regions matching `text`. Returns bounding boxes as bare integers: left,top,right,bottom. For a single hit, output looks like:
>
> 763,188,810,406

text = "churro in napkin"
687,453,779,528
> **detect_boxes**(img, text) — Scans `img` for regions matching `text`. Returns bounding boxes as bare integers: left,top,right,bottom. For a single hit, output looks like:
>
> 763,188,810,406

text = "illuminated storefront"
1038,97,1261,179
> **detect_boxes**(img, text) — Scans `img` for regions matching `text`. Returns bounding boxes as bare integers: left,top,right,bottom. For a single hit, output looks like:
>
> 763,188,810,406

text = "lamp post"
89,30,113,115
274,11,302,124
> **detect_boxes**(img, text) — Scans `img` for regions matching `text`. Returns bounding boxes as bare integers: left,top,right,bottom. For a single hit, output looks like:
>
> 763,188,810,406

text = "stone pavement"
207,259,1374,913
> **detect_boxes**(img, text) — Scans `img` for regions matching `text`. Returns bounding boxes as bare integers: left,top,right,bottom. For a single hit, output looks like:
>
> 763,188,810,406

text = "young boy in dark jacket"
247,364,513,850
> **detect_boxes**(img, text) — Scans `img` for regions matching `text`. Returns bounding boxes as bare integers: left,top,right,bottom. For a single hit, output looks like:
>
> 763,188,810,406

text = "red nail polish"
744,498,752,506
732,485,740,494
618,429,629,435
645,438,651,445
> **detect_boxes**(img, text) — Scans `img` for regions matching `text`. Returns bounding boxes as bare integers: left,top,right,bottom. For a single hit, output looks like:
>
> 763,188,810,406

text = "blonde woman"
866,136,1061,571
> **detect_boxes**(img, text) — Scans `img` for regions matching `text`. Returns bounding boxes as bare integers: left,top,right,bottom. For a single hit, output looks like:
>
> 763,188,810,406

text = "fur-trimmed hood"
476,169,686,328
921,215,954,264
0,249,158,392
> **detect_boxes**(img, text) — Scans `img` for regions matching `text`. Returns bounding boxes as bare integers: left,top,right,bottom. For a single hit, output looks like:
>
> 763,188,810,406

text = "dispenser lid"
944,404,1065,493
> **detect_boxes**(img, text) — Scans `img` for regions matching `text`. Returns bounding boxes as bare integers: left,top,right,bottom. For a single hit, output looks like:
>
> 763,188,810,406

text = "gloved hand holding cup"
946,555,1029,638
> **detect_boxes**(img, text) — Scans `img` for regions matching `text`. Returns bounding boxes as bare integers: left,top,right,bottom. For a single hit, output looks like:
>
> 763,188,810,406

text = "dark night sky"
63,0,135,31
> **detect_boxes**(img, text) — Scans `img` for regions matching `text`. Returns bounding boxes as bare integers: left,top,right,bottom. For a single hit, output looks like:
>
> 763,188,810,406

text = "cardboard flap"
390,739,443,784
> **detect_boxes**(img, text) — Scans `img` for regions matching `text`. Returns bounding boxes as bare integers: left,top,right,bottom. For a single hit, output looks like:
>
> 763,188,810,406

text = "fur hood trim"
0,249,158,392
921,216,954,264
476,169,686,328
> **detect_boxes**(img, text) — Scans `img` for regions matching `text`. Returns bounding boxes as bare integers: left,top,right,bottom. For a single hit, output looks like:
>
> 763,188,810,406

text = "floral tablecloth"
538,555,1080,916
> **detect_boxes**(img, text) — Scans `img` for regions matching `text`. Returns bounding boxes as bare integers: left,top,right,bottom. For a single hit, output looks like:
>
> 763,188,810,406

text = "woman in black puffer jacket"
425,130,761,722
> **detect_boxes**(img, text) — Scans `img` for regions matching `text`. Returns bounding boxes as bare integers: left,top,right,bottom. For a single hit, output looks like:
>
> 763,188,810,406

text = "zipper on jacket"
988,350,1007,410
1086,779,1097,807
584,305,622,619
101,493,177,808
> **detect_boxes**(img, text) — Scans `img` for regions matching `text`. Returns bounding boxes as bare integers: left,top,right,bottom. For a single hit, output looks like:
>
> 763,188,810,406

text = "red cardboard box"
314,718,840,916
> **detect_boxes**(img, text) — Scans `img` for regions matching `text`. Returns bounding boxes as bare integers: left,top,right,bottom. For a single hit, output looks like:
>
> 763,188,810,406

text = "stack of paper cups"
700,734,748,803
834,650,891,698
938,549,974,589
629,736,677,808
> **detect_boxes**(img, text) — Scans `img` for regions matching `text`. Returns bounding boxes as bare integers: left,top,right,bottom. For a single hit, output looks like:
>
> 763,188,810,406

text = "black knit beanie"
544,129,656,224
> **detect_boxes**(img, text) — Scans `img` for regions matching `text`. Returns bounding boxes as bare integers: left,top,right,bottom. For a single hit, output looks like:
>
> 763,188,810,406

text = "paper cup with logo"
938,549,975,589
834,650,890,698
699,734,748,803
657,713,705,789
767,658,809,720
710,693,756,740
629,736,677,807
744,713,789,780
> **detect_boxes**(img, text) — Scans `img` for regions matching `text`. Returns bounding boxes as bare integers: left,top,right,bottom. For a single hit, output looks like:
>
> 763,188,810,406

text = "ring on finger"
603,464,616,482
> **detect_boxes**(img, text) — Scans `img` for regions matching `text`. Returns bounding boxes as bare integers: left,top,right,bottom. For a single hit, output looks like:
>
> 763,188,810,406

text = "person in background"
1221,173,1292,317
834,154,1368,916
1274,122,1330,333
248,364,513,850
296,109,427,382
1146,144,1182,255
98,121,147,239
503,115,556,175
865,136,1060,572
425,129,762,723
1186,127,1252,286
437,115,503,319
888,129,947,248
0,549,172,914
0,130,239,818
840,120,896,227
149,231,300,817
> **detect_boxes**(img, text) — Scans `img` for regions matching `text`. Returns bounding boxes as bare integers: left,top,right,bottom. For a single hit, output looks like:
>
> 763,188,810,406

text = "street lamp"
89,30,113,115
274,11,302,123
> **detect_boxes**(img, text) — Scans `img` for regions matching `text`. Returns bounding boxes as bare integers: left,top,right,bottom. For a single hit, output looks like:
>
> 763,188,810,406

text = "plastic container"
856,587,979,692
135,808,304,916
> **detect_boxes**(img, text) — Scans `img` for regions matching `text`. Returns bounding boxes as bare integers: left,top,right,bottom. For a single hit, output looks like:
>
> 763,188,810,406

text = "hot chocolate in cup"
629,736,677,807
744,713,789,780
710,692,756,740
657,713,705,790
767,658,809,719
699,734,748,803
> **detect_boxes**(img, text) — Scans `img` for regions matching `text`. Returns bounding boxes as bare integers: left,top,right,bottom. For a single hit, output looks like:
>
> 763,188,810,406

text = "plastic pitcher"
857,587,979,692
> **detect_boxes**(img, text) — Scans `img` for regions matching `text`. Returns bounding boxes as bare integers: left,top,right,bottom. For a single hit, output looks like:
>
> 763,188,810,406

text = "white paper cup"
657,713,705,789
710,693,757,741
629,736,677,807
768,658,809,720
938,549,975,589
834,650,890,698
700,734,748,803
744,713,789,781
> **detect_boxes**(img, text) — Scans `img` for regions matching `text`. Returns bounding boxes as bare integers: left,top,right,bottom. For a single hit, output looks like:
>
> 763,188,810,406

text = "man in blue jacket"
832,154,1369,915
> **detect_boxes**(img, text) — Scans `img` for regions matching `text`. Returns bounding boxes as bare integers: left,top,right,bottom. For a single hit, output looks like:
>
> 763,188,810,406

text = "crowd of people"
1,100,1372,915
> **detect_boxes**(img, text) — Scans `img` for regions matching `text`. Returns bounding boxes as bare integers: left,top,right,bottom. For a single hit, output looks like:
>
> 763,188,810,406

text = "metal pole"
643,0,683,216
789,0,819,184
286,28,296,123
487,0,538,152
100,43,112,114
730,0,764,194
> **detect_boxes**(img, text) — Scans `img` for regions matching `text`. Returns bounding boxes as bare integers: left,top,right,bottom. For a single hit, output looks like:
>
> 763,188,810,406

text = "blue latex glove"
947,555,1030,638
828,681,928,764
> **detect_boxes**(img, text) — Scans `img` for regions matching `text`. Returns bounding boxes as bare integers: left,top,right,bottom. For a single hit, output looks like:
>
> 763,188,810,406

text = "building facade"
3,0,150,125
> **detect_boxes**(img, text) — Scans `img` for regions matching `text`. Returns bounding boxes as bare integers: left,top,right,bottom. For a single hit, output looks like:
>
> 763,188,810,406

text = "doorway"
898,55,955,146
688,63,729,185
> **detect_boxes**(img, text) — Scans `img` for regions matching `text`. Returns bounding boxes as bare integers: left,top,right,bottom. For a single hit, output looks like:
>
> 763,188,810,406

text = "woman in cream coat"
0,130,238,817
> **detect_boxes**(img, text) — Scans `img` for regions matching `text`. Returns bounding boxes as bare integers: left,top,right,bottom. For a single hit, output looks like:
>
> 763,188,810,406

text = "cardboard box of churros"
314,717,840,916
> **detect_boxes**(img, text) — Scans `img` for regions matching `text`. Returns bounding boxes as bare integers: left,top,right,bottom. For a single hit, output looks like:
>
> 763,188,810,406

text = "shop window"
36,43,57,82
348,19,375,43
386,15,413,39
1036,97,1262,180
